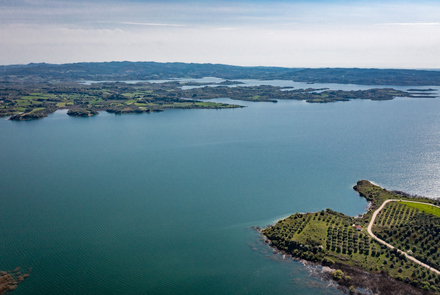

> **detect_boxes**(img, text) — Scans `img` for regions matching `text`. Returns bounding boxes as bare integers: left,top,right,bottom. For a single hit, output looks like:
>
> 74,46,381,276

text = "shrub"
333,270,344,280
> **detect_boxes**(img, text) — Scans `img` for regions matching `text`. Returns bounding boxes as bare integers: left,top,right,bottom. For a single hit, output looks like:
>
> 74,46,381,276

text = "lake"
1,81,439,294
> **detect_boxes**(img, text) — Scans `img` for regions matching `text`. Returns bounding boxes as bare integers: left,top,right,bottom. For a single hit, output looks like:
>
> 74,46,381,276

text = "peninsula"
262,180,440,294
0,81,242,120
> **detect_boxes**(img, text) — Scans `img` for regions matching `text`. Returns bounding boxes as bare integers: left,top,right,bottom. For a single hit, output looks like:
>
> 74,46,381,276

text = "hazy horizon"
2,60,440,71
1,0,440,68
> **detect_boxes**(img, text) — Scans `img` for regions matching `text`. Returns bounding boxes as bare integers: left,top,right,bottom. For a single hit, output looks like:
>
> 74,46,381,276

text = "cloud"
376,22,440,26
213,27,237,31
114,22,186,27
1,0,440,68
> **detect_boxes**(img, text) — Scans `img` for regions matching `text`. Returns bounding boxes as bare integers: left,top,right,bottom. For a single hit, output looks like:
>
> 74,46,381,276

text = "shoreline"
258,228,422,295
261,180,440,295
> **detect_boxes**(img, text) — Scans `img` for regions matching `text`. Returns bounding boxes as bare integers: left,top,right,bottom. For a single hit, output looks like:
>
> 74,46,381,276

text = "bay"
1,82,440,294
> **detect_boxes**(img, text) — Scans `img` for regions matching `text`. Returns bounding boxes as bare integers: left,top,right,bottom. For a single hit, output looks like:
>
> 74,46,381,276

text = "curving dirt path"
367,199,440,275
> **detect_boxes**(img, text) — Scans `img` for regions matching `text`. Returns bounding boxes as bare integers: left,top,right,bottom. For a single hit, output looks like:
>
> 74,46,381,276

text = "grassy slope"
398,201,440,218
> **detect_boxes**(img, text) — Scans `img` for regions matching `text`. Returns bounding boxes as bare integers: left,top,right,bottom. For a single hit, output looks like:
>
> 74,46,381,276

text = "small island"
67,109,99,117
262,180,440,294
0,268,30,294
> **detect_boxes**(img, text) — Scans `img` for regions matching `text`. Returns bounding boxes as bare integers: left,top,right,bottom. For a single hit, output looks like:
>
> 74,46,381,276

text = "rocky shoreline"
259,228,425,295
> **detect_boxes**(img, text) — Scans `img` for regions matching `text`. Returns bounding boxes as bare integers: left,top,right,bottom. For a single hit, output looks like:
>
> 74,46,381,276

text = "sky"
1,0,440,68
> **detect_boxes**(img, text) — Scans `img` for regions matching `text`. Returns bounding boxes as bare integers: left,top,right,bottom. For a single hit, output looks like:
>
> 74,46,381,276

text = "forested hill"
1,61,440,86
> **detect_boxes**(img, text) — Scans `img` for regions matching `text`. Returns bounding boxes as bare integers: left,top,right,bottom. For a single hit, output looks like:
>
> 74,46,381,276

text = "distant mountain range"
1,61,440,86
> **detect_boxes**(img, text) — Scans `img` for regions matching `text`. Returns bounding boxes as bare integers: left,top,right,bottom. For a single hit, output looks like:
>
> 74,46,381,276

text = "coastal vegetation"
67,108,99,117
179,85,417,103
0,81,242,120
0,80,430,120
262,180,440,294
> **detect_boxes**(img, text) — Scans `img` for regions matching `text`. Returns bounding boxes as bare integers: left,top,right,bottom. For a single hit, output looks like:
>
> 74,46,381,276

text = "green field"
399,201,440,218
0,81,243,120
30,107,46,113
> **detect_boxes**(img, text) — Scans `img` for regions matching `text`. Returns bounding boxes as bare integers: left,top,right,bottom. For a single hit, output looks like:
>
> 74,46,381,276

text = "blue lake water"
1,82,440,294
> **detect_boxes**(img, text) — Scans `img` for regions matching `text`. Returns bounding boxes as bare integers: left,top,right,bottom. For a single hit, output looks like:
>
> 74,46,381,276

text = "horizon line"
1,61,440,71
